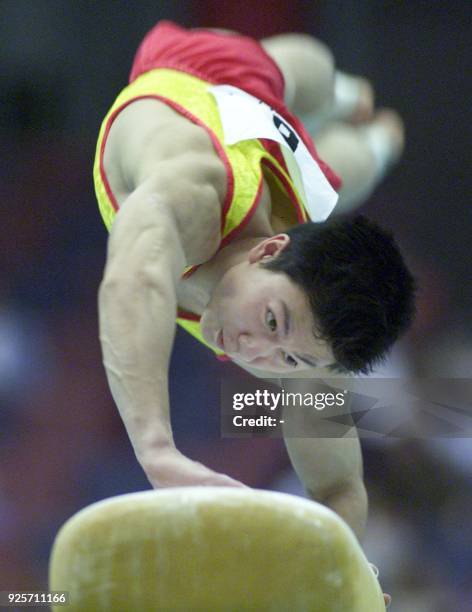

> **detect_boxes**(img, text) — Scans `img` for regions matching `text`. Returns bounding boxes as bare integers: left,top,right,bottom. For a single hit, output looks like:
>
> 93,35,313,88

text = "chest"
176,177,294,315
102,101,297,315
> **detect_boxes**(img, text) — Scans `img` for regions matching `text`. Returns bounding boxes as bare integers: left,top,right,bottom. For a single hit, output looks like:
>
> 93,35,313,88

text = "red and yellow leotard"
93,21,341,360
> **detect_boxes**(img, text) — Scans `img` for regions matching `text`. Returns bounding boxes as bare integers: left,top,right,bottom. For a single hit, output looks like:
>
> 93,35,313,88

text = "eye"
265,309,277,332
283,352,298,368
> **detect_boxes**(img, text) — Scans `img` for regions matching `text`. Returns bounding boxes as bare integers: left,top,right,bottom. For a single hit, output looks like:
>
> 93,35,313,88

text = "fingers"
204,473,250,488
369,562,379,577
370,563,391,608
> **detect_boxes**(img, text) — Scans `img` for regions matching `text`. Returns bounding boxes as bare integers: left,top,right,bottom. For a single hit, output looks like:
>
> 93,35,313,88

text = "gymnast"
93,21,415,605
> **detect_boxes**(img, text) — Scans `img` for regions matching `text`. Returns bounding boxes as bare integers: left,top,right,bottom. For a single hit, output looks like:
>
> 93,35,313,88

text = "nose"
237,332,274,361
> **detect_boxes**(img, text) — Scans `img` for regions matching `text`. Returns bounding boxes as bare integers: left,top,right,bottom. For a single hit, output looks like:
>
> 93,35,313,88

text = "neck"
199,236,270,303
179,235,270,316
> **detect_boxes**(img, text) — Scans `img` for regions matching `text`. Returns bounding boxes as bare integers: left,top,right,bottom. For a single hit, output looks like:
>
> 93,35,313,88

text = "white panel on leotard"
209,84,339,222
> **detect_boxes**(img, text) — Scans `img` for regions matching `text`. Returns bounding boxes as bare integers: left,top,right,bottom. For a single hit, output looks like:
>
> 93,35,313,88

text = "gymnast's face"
200,236,335,374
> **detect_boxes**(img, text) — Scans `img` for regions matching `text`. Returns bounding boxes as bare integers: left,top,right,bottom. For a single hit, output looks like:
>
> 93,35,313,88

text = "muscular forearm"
310,479,368,541
280,377,367,539
98,186,248,491
284,435,367,539
98,192,186,467
236,370,369,534
99,272,176,462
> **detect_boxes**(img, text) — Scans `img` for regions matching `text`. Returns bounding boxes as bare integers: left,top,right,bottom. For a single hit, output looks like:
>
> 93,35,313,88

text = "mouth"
216,329,225,351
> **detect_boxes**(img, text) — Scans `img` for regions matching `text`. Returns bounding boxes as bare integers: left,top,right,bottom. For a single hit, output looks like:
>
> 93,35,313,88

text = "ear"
248,234,290,264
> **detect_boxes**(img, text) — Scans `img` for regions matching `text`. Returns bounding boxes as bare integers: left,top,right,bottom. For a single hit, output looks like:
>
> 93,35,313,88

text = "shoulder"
107,97,228,199
105,98,229,264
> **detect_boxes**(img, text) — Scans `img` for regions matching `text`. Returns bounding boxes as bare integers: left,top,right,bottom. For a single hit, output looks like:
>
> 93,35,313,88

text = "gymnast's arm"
280,379,367,541
234,362,367,540
98,175,247,490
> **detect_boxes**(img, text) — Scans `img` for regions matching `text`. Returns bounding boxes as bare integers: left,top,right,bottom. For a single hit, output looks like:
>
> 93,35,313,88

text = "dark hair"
261,215,417,374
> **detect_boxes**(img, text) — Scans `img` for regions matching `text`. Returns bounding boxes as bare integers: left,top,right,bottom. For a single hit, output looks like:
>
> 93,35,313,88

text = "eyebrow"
282,301,290,336
281,301,319,367
294,353,319,368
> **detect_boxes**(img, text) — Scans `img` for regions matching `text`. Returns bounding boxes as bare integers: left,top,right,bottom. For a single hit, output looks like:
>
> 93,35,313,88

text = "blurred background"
0,1,470,610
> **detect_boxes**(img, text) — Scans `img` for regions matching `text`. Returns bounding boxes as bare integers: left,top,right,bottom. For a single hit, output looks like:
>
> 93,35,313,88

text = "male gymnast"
94,20,415,556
